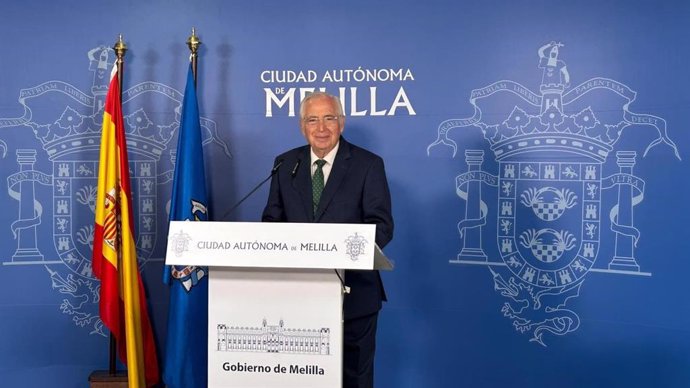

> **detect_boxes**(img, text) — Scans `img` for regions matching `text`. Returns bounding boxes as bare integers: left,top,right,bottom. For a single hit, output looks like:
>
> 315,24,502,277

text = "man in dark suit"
262,91,393,388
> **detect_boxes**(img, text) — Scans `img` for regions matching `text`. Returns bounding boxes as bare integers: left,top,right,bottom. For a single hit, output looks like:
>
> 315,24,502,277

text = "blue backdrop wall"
1,1,688,387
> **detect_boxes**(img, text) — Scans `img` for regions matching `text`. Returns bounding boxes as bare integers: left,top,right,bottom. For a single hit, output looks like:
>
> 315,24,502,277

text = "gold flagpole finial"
187,27,201,57
113,35,127,94
187,28,201,86
114,34,127,61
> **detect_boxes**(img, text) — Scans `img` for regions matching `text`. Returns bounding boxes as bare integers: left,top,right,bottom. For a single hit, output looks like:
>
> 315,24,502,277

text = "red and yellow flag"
93,64,159,388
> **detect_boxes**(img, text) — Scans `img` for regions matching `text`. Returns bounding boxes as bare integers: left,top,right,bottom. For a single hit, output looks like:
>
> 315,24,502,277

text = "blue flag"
163,64,209,388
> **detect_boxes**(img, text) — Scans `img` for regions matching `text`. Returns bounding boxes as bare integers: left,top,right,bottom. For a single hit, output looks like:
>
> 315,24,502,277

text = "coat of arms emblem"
344,232,367,261
0,46,230,335
428,42,679,346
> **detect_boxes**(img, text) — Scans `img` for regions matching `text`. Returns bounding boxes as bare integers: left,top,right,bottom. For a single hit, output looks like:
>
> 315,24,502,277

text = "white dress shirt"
310,142,339,185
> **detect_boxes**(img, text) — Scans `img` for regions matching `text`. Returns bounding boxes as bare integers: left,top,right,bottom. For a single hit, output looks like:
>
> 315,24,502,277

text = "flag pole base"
88,370,128,388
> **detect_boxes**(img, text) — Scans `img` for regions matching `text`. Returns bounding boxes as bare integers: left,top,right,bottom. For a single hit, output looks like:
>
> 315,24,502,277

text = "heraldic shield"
498,159,600,288
52,156,159,278
452,144,608,346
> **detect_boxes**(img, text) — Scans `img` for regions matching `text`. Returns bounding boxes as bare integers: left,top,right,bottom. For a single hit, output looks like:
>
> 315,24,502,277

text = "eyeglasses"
303,115,341,128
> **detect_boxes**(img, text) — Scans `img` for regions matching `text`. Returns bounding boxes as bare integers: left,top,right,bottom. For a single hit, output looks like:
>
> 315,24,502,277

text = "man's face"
300,96,344,158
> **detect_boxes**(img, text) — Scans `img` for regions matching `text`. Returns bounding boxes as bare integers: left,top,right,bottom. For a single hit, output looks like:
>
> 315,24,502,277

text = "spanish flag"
93,64,159,388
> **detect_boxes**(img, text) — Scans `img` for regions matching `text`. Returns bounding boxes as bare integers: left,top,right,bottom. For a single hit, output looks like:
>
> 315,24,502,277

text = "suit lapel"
314,139,352,222
292,146,314,221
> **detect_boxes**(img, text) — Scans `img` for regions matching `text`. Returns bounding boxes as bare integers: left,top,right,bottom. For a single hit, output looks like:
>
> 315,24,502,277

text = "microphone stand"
220,160,283,220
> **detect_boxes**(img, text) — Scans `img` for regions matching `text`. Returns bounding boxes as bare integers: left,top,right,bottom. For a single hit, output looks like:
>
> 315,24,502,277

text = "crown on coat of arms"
34,106,175,161
24,46,176,161
483,104,619,163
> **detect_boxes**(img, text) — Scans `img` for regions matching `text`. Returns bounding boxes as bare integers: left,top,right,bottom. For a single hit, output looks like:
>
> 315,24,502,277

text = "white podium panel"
209,268,342,388
164,221,392,388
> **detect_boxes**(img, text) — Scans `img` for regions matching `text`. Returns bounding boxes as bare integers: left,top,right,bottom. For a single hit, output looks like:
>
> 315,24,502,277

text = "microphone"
220,159,283,220
291,158,301,177
271,159,284,175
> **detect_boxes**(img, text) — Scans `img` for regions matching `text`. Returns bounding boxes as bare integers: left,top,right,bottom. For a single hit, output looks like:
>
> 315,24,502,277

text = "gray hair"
299,91,344,119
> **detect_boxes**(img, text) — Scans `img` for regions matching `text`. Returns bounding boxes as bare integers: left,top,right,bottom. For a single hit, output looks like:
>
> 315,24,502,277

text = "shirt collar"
310,141,339,166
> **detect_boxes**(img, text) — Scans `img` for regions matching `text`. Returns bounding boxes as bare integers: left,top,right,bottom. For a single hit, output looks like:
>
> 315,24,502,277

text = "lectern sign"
166,221,375,270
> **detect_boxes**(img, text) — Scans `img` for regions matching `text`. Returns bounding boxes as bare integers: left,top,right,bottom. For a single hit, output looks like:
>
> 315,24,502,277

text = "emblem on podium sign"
428,41,680,346
344,232,367,261
0,46,231,335
170,230,193,257
169,226,206,292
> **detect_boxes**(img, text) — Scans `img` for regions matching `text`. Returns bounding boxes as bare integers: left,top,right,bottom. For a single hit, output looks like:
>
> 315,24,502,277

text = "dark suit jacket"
262,137,394,320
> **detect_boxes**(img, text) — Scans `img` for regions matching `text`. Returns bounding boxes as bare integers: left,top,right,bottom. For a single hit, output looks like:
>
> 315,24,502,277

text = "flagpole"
187,27,201,86
115,35,127,95
110,34,127,378
162,29,209,388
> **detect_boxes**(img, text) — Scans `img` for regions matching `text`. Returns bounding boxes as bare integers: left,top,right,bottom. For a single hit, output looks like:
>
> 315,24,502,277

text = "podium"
165,221,392,388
